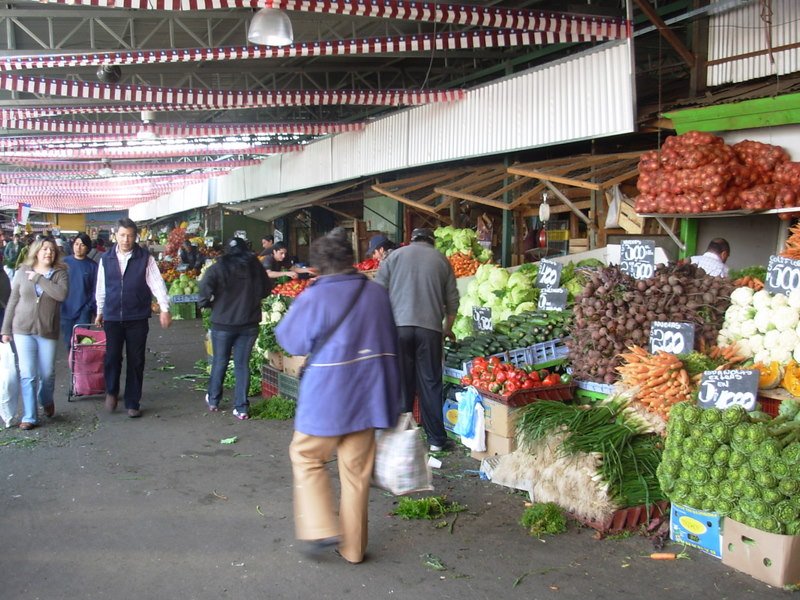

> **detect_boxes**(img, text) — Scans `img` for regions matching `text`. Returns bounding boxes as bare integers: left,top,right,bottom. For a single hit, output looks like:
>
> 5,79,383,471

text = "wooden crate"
618,197,644,234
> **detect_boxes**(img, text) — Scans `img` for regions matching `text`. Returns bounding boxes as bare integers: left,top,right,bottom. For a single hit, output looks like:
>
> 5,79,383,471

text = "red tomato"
521,379,535,389
505,382,518,394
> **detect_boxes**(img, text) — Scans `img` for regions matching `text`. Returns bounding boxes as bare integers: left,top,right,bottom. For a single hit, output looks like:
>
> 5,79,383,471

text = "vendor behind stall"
179,239,201,272
262,242,314,285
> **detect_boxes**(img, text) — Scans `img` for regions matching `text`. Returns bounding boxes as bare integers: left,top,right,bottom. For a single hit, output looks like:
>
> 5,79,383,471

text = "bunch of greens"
728,265,767,282
515,394,664,508
658,401,800,535
433,226,492,262
249,395,296,420
392,496,467,520
519,502,567,536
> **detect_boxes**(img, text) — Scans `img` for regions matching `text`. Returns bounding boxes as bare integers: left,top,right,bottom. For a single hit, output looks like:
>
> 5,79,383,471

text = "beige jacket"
1,268,69,340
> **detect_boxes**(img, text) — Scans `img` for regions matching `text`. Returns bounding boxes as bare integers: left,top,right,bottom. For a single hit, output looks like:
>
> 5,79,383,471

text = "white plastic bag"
0,342,20,428
604,184,623,229
372,413,434,496
460,403,486,452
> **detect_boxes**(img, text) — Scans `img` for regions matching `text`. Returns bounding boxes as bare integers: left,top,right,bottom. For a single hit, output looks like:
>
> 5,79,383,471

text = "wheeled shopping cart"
67,324,106,402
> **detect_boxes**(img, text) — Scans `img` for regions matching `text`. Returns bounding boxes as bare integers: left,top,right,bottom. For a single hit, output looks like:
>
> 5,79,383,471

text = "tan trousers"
289,428,376,564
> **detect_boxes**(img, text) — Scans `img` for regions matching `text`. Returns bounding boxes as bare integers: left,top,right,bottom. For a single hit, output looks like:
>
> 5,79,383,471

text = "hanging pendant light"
247,8,294,46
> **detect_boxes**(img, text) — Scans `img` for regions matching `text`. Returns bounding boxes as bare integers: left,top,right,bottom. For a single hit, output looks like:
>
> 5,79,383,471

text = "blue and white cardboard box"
670,503,722,558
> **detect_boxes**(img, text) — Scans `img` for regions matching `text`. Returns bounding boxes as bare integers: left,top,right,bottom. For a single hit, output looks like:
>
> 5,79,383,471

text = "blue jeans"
14,334,57,424
208,327,258,412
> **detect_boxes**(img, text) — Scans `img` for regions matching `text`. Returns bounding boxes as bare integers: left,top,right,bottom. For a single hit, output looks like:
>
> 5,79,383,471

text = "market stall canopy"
226,180,363,223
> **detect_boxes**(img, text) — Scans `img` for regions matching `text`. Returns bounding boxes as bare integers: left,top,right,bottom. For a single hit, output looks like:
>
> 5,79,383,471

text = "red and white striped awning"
0,158,259,173
0,143,302,160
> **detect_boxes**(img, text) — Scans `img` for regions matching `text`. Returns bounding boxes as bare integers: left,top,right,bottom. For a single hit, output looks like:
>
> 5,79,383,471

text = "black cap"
411,228,434,242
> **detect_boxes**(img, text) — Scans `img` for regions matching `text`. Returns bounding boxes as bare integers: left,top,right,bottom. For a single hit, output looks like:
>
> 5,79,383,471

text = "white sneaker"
232,409,249,420
429,444,443,452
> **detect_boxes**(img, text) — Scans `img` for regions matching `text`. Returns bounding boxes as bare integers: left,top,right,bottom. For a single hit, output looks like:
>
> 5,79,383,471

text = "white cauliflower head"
752,289,773,311
770,293,789,309
773,305,800,332
730,286,756,307
754,308,776,334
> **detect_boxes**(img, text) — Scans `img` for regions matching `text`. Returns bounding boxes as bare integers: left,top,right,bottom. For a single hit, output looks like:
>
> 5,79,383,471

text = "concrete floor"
0,319,782,599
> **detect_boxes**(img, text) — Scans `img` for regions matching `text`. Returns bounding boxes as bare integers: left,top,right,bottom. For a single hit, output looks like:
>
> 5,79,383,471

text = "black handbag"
298,278,367,380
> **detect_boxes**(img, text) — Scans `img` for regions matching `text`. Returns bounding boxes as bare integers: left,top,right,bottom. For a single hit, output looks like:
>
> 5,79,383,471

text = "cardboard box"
267,351,284,371
282,354,306,378
443,398,459,433
204,332,212,358
722,518,800,587
481,398,519,438
470,431,517,461
670,504,722,558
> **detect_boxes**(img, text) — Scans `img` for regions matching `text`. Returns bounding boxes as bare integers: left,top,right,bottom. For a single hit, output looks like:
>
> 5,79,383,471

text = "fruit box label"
670,504,722,558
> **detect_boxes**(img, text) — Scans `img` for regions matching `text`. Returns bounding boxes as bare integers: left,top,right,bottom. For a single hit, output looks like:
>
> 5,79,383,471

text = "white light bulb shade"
247,8,294,46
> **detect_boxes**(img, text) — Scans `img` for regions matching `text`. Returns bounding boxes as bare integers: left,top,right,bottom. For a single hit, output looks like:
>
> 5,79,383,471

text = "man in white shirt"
95,218,171,418
690,238,730,278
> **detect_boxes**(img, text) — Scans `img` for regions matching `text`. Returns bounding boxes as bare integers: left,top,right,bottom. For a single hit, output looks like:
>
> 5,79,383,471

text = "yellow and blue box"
670,504,722,558
443,398,459,433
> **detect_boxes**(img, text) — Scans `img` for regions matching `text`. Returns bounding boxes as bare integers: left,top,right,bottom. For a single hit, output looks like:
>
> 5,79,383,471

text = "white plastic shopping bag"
372,413,434,496
0,342,20,428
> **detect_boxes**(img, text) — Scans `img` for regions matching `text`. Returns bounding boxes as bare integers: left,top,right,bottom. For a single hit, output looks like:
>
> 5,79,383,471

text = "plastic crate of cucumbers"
443,310,571,382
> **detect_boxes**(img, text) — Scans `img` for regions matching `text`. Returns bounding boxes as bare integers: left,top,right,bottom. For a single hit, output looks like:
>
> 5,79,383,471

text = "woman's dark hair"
310,230,356,276
73,233,92,248
219,237,261,286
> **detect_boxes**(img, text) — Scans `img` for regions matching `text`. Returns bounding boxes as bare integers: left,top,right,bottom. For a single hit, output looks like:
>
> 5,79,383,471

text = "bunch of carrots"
781,222,800,260
448,251,485,278
732,275,764,290
617,342,747,421
617,347,693,420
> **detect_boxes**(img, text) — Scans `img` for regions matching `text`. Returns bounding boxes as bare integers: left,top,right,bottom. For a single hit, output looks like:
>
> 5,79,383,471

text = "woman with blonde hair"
1,237,68,429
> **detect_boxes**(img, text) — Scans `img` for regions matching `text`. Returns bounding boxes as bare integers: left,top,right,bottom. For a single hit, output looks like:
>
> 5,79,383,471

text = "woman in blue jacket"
61,233,98,348
198,238,269,419
276,229,399,564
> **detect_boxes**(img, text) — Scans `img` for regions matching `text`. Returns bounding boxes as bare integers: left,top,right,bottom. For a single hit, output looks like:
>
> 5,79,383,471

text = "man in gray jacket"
375,228,459,451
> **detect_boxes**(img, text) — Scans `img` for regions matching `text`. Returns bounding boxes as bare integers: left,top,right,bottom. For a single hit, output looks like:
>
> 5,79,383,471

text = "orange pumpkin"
756,362,784,390
781,360,800,397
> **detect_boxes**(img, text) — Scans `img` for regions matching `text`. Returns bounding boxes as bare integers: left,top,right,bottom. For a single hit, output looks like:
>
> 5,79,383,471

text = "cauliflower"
272,301,286,313
779,329,800,351
739,319,759,339
764,328,781,349
754,308,776,334
716,327,732,344
269,311,283,323
732,337,753,359
724,305,745,324
769,347,793,365
748,334,765,353
789,288,800,310
795,346,800,363
730,286,755,307
752,289,773,311
771,293,789,309
754,349,771,365
773,305,800,332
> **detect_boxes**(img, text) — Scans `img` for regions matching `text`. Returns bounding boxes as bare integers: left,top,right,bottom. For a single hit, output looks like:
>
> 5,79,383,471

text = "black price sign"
619,240,656,280
472,306,493,331
535,259,563,289
537,288,568,311
649,321,695,354
697,369,759,412
766,255,800,296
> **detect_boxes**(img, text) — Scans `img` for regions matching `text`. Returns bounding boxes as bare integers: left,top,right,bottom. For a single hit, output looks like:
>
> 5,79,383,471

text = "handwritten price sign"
619,239,655,280
535,259,563,289
472,306,493,332
766,255,800,296
697,369,758,412
537,288,568,311
649,321,694,354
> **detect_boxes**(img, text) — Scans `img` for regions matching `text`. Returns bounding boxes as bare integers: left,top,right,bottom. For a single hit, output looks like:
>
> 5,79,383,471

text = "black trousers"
103,318,149,410
397,326,446,447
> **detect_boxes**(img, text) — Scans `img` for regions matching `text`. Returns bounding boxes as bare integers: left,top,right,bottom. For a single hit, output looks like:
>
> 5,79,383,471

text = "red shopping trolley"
67,324,106,402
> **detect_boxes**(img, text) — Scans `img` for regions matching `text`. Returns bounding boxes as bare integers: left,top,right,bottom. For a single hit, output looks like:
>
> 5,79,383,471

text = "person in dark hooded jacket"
198,238,270,419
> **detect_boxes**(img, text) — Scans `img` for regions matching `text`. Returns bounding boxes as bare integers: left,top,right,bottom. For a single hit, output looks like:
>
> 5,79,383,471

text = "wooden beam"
633,0,696,68
543,180,597,231
371,184,451,223
433,187,513,211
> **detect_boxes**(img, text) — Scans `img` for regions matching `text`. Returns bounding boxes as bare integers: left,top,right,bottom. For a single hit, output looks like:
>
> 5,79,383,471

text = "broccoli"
743,499,771,518
782,442,800,463
746,422,769,444
682,438,699,453
679,468,693,482
716,499,734,515
682,404,703,424
721,405,748,427
685,493,705,509
709,465,728,482
778,478,799,496
690,467,711,485
730,508,747,524
710,423,733,444
771,460,791,480
669,402,689,422
755,471,778,489
673,481,692,498
786,520,800,536
696,433,719,453
740,481,761,500
728,450,748,468
668,421,689,440
701,482,720,499
664,446,682,463
749,452,771,473
730,424,751,450
718,480,738,500
763,488,785,504
700,407,723,428
735,465,756,483
659,460,680,478
778,398,800,421
712,445,732,466
774,500,799,525
760,516,783,534
760,438,782,459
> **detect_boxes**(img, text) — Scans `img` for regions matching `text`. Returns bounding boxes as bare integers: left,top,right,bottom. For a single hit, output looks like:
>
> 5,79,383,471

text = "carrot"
650,553,676,560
